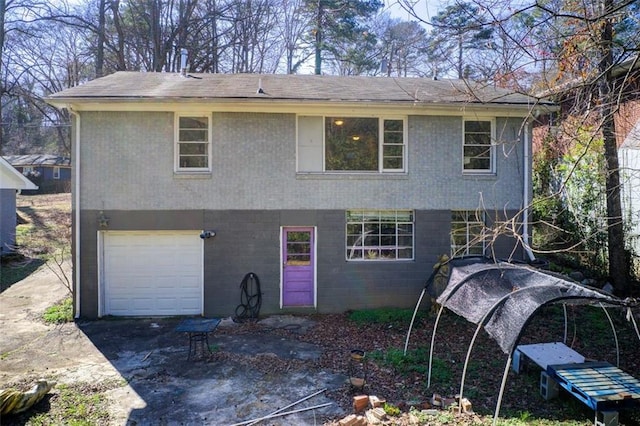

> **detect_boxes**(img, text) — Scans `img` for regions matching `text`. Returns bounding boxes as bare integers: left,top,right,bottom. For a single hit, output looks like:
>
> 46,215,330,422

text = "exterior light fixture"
334,119,344,126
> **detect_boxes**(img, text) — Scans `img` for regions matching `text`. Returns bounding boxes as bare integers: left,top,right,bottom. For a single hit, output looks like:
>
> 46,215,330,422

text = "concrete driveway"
0,265,346,425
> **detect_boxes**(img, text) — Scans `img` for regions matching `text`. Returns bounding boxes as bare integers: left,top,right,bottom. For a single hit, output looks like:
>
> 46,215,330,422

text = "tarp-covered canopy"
404,256,640,425
430,257,638,355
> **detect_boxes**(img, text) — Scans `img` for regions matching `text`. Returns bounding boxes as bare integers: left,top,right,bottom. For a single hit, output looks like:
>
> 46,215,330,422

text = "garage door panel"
103,232,203,316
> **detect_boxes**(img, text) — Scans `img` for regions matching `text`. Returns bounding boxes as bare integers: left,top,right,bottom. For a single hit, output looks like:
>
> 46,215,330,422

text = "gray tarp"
431,257,638,354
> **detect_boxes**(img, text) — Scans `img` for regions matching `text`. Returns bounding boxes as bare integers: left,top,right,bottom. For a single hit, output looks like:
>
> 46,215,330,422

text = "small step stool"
513,342,585,374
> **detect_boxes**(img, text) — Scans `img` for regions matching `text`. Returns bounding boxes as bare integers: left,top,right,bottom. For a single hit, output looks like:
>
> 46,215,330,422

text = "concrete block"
540,371,559,400
595,411,618,426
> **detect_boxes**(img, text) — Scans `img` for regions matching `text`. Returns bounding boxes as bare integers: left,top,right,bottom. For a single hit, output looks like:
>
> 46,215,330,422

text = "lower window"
346,210,414,261
451,210,485,257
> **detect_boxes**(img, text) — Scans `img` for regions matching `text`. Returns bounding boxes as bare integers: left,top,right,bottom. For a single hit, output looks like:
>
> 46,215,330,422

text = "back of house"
47,72,550,319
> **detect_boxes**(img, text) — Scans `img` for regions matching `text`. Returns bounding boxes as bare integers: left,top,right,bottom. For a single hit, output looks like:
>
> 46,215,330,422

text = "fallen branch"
231,387,326,426
231,402,333,426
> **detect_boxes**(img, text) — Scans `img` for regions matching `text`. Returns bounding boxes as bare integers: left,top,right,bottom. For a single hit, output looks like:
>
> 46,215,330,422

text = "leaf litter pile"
216,306,640,425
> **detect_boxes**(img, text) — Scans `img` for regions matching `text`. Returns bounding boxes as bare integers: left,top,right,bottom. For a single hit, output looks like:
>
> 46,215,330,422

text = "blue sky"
384,0,440,23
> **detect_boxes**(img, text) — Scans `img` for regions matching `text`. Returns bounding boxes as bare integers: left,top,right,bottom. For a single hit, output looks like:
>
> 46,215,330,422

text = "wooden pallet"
547,362,640,412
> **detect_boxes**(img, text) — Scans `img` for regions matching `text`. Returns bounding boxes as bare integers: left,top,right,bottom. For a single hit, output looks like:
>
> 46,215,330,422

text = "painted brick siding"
75,110,530,318
80,112,528,212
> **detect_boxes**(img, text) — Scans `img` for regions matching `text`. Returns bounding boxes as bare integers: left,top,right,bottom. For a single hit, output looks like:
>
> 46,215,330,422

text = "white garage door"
103,232,203,316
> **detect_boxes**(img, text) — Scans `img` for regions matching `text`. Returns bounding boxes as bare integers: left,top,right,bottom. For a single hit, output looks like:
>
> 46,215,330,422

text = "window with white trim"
297,116,406,173
346,210,414,261
176,115,211,172
463,119,494,173
53,167,60,179
451,210,486,256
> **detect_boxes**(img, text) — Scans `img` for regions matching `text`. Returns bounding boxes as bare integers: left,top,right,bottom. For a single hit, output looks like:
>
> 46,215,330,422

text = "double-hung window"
346,210,414,261
297,116,406,173
175,114,211,172
53,167,60,180
463,119,495,173
451,210,486,257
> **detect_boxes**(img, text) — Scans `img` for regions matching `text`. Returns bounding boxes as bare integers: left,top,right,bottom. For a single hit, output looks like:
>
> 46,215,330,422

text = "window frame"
345,209,414,261
450,210,486,257
175,113,212,173
53,166,61,180
297,115,407,174
462,118,496,174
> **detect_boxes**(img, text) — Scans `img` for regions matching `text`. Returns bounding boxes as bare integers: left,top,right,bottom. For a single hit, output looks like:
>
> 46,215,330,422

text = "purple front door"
282,227,315,307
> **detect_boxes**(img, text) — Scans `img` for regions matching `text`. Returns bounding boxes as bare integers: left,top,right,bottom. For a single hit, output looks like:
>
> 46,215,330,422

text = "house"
46,72,549,319
533,56,640,261
3,155,71,193
620,122,640,255
0,157,38,256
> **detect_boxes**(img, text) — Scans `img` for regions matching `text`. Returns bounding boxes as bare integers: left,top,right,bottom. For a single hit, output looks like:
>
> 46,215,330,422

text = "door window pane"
286,231,311,265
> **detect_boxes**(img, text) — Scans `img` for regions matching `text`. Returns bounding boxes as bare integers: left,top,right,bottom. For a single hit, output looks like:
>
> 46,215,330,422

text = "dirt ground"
2,259,640,425
0,264,346,425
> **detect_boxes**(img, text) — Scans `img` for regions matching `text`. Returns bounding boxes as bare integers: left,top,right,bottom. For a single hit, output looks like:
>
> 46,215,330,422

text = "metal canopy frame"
404,257,640,425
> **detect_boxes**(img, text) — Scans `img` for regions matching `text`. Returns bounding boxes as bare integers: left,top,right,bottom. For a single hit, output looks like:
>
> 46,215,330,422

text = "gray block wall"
78,208,522,318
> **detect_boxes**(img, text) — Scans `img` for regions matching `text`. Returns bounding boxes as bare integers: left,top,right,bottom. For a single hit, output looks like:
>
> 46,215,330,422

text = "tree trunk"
314,0,322,75
599,0,630,295
96,0,106,78
0,0,6,155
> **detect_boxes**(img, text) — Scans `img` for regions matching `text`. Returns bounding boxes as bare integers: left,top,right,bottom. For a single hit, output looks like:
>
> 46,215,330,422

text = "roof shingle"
48,72,548,107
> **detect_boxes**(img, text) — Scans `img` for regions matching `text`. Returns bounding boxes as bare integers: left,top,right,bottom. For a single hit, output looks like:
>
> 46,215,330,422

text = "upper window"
53,167,60,179
22,166,34,175
176,115,211,172
451,210,485,257
463,119,494,173
297,116,406,173
346,210,414,261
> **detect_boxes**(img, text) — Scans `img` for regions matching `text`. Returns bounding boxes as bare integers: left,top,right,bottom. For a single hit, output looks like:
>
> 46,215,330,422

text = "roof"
0,157,38,190
3,155,71,167
47,72,551,110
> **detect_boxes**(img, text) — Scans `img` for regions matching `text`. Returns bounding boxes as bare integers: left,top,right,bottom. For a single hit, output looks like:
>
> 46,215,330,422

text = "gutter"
68,108,81,319
523,120,536,262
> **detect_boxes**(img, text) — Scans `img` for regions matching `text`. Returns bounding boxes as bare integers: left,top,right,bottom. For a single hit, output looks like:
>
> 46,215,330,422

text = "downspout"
68,107,81,319
523,120,536,262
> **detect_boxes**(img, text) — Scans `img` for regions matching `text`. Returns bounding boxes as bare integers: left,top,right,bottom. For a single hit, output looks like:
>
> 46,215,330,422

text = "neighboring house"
3,155,71,193
533,56,640,258
0,157,38,256
46,72,549,319
620,120,640,257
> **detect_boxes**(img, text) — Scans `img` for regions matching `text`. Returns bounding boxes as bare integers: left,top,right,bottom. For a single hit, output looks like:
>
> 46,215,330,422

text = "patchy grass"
348,307,426,327
42,297,73,324
370,346,452,383
0,257,45,291
0,193,71,292
2,380,119,426
14,193,72,261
